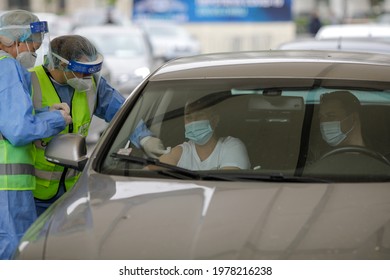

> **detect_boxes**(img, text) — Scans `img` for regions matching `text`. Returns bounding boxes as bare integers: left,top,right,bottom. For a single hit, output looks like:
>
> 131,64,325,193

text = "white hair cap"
0,10,40,46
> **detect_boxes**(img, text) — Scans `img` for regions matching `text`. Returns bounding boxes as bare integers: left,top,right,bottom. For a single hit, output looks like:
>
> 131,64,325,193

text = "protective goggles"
51,52,104,74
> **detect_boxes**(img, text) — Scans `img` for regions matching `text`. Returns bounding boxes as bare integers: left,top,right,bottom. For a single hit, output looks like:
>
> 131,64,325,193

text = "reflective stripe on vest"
0,55,36,190
0,163,34,175
30,65,96,199
35,167,79,181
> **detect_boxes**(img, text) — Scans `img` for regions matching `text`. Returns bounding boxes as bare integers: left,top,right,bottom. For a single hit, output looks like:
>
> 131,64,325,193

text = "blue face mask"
185,120,213,145
320,115,354,146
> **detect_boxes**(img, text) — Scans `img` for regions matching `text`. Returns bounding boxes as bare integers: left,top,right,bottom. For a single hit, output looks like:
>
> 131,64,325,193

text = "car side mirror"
44,134,88,171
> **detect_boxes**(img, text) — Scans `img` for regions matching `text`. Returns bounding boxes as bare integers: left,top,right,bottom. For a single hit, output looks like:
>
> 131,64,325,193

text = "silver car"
15,50,390,260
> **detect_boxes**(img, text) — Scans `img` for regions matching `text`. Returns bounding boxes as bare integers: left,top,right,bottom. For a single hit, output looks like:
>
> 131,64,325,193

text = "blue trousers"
0,190,37,260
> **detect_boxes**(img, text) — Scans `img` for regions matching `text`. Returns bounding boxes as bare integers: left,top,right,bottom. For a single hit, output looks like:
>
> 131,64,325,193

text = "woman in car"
157,97,251,170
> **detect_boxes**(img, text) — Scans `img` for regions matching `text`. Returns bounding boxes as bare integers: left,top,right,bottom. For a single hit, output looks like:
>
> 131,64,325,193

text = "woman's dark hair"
320,90,361,115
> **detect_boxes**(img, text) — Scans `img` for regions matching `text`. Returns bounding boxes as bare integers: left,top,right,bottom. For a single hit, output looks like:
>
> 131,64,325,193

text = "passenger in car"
305,90,390,174
156,98,251,170
318,90,364,148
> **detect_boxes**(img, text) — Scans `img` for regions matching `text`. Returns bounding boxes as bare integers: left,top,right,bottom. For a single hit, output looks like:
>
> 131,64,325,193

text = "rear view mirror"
44,134,88,171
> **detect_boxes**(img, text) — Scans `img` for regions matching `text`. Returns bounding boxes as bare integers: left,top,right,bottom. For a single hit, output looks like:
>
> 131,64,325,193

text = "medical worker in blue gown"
0,10,72,259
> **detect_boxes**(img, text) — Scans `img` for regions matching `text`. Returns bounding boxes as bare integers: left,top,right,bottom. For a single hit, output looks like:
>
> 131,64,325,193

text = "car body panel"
17,169,390,259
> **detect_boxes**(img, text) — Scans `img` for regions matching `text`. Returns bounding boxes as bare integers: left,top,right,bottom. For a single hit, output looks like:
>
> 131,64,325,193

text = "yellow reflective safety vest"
0,55,36,190
30,65,96,200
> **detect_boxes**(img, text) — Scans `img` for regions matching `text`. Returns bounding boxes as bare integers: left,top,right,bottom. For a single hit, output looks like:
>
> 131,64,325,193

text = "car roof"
150,50,390,82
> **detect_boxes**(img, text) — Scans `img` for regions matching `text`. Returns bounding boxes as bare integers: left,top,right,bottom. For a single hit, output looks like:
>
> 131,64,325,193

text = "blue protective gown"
0,52,66,146
0,51,67,260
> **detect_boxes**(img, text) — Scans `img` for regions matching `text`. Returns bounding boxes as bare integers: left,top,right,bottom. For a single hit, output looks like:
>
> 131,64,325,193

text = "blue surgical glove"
129,119,154,148
129,119,170,158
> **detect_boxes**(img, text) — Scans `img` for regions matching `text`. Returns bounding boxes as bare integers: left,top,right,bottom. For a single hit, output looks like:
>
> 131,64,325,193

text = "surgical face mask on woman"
320,114,354,146
185,120,214,145
64,72,93,91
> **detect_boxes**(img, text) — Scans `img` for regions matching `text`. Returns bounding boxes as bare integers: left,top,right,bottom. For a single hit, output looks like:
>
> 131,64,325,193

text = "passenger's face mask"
320,114,354,146
65,72,93,91
185,120,213,145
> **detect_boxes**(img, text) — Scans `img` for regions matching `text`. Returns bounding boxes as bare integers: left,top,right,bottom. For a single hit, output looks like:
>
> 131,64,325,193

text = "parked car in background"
73,25,157,96
136,19,201,61
277,38,390,54
34,12,73,38
70,8,130,30
376,12,390,24
15,50,390,260
315,23,390,40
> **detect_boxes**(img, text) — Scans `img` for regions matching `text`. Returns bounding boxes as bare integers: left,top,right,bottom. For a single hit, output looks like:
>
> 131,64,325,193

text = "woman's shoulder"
220,136,245,145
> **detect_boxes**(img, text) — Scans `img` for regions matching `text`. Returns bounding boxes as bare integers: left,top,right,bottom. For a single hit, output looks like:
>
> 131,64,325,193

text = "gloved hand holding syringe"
126,119,171,158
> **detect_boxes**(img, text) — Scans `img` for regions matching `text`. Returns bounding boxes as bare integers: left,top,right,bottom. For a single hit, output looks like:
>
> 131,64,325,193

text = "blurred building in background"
1,0,389,53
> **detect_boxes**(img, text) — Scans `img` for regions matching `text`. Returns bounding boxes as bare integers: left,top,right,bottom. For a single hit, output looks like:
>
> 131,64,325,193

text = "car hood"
18,173,390,259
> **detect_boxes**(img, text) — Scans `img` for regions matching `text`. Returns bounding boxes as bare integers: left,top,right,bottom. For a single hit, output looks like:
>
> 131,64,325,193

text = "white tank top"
177,136,251,170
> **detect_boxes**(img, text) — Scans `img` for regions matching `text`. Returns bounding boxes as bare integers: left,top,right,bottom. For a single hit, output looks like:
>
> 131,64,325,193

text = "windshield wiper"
111,153,202,179
111,153,240,181
199,172,331,183
111,153,331,182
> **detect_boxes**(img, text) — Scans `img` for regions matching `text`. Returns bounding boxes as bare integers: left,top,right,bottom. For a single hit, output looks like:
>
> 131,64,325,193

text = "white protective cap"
0,10,48,47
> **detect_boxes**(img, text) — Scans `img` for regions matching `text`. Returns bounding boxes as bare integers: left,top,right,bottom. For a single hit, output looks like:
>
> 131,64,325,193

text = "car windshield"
100,78,390,182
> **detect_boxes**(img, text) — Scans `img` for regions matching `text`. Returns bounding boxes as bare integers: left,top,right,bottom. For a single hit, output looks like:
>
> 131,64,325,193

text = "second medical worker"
30,34,125,215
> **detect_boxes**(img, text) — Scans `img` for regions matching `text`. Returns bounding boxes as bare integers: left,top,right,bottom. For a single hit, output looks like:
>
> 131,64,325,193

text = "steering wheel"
319,146,390,165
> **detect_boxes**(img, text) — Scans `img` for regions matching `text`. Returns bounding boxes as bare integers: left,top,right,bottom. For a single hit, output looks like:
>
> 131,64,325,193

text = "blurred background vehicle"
34,12,73,38
315,23,390,40
376,12,390,24
135,19,201,62
70,7,130,30
134,0,188,15
73,24,157,96
277,37,390,53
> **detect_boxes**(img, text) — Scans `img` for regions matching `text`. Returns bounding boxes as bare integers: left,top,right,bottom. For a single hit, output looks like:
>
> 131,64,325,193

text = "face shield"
0,21,50,68
51,52,104,92
24,21,51,68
